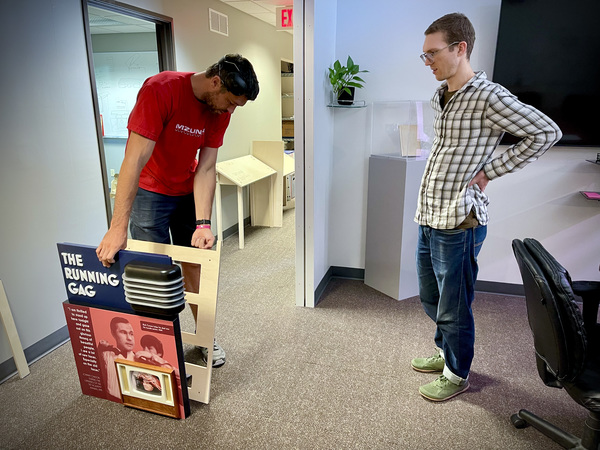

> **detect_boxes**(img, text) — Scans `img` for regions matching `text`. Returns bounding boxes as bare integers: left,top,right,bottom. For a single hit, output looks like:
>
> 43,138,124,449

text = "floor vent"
209,8,228,37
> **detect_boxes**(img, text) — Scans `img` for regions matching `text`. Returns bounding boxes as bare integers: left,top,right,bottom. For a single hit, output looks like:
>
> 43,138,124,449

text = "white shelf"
327,100,367,108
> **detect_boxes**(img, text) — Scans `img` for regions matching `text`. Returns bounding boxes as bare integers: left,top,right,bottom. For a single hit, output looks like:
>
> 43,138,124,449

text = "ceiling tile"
251,12,276,26
255,2,277,13
228,1,271,15
217,0,293,28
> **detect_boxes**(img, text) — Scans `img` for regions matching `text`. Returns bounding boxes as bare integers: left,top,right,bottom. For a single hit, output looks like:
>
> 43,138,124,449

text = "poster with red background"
63,302,189,418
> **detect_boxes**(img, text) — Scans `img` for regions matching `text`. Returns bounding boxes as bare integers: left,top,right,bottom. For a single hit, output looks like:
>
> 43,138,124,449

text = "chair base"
511,409,600,450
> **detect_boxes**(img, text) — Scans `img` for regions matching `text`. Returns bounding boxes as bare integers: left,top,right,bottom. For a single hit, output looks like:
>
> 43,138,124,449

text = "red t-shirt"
127,71,231,196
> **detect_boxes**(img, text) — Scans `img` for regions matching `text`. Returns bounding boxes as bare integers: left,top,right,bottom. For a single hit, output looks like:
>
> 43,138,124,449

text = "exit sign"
276,6,293,30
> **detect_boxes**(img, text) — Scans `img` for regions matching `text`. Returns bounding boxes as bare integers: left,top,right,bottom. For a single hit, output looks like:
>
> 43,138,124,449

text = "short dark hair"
140,334,164,356
110,317,130,336
206,54,259,101
425,13,476,60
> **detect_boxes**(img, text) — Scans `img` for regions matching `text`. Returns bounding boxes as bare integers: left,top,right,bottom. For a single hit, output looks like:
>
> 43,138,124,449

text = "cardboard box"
282,120,294,138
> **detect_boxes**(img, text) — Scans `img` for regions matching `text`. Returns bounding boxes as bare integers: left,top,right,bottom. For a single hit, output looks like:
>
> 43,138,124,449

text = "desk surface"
216,155,276,187
283,153,295,177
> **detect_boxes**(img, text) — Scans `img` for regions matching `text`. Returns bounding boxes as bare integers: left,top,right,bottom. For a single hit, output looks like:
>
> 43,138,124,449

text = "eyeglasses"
420,42,460,63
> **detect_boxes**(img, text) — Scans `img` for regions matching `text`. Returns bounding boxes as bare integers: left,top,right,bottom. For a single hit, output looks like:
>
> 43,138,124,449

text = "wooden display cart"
126,239,221,404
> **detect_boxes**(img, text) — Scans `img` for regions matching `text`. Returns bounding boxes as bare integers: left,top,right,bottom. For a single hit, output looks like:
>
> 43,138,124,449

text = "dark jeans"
129,188,195,246
416,224,487,383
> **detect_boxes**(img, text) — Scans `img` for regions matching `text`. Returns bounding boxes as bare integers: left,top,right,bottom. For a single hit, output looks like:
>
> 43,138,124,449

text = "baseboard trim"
314,267,524,306
220,217,252,242
475,280,524,297
0,325,70,384
315,266,365,306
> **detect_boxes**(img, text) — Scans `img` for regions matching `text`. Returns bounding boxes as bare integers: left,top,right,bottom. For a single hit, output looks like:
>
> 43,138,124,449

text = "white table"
215,155,276,249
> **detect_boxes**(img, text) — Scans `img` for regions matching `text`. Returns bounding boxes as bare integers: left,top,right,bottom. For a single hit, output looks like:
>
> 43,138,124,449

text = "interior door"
82,0,175,224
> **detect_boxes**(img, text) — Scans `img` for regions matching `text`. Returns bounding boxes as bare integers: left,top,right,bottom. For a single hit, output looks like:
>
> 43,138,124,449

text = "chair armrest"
572,280,600,297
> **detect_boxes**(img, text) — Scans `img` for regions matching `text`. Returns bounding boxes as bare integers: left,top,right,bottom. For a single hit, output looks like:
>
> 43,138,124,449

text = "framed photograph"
115,358,180,419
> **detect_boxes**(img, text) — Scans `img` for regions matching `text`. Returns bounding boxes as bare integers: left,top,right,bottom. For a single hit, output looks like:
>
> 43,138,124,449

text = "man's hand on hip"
469,170,490,192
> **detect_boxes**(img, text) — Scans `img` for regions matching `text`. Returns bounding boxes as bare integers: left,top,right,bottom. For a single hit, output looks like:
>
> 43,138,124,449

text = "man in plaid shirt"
411,13,562,401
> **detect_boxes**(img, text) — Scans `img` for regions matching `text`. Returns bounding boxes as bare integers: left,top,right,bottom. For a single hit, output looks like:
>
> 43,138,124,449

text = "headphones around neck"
219,58,247,96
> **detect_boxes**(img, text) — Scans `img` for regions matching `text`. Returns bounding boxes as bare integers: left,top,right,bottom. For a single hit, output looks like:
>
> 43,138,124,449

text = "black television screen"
492,0,600,146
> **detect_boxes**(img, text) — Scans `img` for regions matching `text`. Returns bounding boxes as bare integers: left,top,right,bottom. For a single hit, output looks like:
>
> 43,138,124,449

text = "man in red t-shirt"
96,54,259,367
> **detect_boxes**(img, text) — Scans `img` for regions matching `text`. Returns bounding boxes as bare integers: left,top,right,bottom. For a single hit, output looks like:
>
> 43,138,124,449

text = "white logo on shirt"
175,124,205,137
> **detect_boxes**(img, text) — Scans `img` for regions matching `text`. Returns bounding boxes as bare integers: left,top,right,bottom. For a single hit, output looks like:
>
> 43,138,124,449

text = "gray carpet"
0,208,588,449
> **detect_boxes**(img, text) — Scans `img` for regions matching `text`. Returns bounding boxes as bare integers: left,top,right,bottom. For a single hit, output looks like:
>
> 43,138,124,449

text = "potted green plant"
328,55,368,105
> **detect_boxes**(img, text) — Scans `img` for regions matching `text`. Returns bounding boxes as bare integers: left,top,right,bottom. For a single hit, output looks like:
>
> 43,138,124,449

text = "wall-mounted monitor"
493,0,600,147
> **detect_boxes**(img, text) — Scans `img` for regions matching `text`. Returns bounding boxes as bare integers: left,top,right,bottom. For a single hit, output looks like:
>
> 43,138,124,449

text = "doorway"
82,0,175,224
82,0,308,307
281,59,295,211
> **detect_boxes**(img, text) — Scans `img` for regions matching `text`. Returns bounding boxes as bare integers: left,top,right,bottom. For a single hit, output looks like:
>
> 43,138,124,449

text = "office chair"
511,238,600,450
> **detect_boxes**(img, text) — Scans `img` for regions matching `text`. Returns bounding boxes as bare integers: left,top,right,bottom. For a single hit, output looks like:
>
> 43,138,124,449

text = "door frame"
82,0,314,308
81,0,176,227
294,0,314,307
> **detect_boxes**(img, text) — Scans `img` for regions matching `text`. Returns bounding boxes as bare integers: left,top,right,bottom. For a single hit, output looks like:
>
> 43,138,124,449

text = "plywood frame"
0,280,30,379
125,239,221,404
251,140,285,228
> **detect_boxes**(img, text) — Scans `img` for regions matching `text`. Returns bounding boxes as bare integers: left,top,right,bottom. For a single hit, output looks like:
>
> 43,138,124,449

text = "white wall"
0,0,107,367
328,0,502,270
129,0,294,231
482,146,600,282
304,0,338,303
321,0,600,287
0,0,292,370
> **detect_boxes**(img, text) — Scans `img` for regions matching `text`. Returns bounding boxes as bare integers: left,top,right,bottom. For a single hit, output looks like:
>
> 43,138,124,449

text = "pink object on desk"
580,191,600,200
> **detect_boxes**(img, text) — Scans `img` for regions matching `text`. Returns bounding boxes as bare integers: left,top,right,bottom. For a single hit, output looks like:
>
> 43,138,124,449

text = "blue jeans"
129,188,195,246
416,224,487,383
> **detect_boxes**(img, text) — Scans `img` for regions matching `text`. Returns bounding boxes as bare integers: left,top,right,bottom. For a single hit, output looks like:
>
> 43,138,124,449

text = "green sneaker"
419,375,469,402
411,352,444,373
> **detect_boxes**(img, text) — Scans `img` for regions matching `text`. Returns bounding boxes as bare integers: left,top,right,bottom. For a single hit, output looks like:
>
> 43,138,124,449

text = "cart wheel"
511,413,529,429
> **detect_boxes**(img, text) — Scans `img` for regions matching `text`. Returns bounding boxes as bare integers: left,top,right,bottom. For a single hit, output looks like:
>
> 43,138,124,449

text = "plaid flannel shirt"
415,71,562,229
